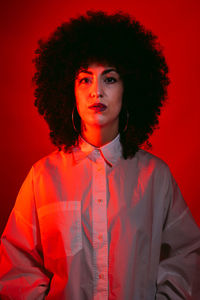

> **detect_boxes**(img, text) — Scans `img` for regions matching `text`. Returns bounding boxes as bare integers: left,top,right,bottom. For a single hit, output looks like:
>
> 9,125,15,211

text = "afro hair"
33,10,170,158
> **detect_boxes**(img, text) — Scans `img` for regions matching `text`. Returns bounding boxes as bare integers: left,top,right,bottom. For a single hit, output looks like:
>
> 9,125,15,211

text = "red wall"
1,0,200,235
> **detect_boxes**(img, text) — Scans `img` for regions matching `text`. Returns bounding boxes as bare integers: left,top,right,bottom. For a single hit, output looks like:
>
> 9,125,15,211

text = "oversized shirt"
0,135,200,300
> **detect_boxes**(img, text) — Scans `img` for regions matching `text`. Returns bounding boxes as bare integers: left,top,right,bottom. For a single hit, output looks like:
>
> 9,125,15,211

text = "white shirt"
0,135,200,299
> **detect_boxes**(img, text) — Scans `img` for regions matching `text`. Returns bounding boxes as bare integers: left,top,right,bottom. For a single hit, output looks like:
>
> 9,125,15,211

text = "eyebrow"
77,68,118,76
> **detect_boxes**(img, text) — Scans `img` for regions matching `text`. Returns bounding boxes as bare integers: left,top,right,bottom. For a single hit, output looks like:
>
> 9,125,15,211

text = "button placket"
99,273,104,279
92,153,108,298
98,234,103,241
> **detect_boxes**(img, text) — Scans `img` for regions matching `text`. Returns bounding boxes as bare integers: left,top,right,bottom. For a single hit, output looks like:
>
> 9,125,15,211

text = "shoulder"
31,150,73,177
133,149,173,182
135,149,169,169
132,151,180,207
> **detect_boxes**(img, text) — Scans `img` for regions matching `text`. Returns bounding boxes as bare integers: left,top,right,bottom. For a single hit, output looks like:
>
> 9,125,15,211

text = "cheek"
114,89,123,111
76,100,84,118
75,83,84,104
75,95,88,122
75,90,84,110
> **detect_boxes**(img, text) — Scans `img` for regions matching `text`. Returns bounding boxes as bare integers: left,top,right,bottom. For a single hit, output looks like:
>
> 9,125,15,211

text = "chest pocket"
38,201,82,259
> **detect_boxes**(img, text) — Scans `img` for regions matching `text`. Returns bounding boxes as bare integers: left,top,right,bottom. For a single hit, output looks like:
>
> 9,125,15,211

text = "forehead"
77,63,118,75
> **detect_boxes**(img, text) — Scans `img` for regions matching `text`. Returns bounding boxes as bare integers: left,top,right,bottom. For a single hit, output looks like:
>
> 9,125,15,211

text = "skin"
74,63,124,147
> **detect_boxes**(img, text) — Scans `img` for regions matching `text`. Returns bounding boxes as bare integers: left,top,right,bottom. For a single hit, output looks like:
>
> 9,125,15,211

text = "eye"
104,77,117,84
78,77,92,85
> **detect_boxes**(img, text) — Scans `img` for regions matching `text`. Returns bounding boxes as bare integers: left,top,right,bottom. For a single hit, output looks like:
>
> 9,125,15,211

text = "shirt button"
98,234,103,241
99,274,104,279
97,199,103,203
97,165,102,171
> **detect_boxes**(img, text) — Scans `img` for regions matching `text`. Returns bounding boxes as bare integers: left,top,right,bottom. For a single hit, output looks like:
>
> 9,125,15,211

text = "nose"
90,78,104,99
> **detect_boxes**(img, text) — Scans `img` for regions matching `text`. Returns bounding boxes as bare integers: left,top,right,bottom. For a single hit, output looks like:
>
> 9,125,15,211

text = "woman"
0,11,200,300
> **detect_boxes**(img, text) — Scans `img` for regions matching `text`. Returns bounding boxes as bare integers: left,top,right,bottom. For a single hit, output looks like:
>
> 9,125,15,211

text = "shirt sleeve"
156,172,200,300
0,167,51,300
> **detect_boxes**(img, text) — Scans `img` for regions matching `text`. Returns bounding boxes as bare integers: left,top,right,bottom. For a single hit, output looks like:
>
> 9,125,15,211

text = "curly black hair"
33,10,170,159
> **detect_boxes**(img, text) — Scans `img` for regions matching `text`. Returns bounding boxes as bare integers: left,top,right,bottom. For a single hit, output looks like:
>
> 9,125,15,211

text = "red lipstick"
89,103,107,112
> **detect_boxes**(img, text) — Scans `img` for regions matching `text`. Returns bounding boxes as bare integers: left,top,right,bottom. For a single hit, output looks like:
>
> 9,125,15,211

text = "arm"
0,168,51,299
156,175,200,299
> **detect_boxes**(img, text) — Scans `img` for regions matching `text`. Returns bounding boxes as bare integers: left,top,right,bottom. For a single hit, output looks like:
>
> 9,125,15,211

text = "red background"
0,0,199,235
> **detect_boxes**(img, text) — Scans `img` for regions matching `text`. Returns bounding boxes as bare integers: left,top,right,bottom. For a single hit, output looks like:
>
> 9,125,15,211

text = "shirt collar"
72,134,122,167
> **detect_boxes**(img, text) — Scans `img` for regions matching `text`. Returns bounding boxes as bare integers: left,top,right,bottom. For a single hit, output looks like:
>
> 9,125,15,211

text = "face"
74,63,124,132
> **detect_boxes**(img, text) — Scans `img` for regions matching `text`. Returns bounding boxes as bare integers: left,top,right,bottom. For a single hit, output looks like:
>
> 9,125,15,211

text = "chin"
87,117,107,127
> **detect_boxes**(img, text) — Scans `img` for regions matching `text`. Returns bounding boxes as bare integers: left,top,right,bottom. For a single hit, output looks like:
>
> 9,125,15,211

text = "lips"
89,103,107,112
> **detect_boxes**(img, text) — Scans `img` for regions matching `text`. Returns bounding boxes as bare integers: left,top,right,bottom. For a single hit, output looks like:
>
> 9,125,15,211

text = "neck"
81,123,119,148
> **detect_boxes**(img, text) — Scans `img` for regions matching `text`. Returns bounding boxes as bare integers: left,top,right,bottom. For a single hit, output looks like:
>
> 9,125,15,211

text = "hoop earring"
72,105,79,133
123,111,129,132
